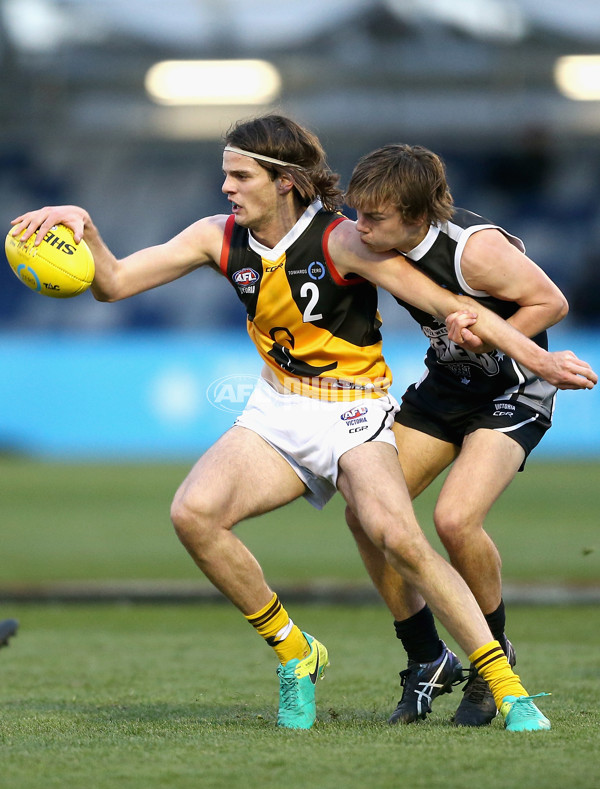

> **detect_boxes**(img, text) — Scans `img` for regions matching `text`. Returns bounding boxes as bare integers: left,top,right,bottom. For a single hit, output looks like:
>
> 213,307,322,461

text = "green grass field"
1,458,599,788
1,458,598,586
1,604,599,789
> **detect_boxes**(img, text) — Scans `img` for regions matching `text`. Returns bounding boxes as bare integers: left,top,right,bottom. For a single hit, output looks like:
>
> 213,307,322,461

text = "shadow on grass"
2,698,423,736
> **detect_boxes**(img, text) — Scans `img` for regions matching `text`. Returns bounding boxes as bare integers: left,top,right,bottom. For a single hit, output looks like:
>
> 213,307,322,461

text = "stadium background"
2,0,600,460
1,7,599,787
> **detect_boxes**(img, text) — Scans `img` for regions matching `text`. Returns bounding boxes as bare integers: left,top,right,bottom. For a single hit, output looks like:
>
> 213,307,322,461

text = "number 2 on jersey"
300,282,322,322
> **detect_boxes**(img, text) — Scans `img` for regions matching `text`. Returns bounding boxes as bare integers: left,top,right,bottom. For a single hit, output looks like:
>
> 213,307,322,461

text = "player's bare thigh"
436,428,525,522
172,425,307,527
337,439,429,552
392,422,458,498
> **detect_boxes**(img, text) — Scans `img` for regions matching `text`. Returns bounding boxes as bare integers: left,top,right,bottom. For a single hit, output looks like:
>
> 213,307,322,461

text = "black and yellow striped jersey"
219,202,392,400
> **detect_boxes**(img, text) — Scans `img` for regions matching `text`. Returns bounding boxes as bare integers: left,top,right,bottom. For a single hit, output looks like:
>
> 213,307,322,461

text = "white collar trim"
404,224,439,261
248,200,323,261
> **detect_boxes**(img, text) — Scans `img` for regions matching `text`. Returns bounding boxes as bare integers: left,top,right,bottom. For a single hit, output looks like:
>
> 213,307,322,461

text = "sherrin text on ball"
5,223,95,298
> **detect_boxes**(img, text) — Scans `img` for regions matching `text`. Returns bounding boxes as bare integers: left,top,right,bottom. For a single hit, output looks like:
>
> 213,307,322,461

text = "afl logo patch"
341,406,368,421
308,261,325,280
233,268,260,286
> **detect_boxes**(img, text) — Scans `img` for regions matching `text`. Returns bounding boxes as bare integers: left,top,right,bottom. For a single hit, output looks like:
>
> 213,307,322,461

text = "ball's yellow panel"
5,224,95,298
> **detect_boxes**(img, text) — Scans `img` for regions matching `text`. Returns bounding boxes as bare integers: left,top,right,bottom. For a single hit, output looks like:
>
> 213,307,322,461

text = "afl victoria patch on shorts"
235,376,399,508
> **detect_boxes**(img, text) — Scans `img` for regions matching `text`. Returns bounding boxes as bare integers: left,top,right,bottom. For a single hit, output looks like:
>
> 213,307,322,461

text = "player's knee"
170,496,193,545
379,529,431,577
170,490,214,547
433,503,471,548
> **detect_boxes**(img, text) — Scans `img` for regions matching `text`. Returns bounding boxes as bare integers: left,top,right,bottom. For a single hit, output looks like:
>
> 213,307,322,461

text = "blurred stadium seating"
2,1,600,332
1,2,600,459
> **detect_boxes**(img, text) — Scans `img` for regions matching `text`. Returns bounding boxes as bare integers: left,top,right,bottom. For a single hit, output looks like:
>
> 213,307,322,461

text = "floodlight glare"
145,60,282,105
554,55,600,101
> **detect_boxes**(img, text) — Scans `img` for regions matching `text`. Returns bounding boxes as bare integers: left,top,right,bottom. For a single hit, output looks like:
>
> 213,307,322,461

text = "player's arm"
10,206,227,301
460,228,568,336
329,220,469,319
87,216,227,302
329,220,597,390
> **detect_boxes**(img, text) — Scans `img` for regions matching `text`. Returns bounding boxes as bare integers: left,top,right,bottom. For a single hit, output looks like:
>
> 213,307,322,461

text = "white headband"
224,145,303,169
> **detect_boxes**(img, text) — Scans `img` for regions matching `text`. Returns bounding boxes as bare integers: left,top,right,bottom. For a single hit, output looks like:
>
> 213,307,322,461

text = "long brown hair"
225,114,343,211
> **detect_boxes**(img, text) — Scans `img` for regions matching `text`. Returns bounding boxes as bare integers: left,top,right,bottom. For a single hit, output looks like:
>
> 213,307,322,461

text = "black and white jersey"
395,208,556,419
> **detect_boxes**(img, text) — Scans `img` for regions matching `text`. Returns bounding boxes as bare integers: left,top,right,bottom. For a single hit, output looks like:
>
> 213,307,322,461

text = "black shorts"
395,391,552,469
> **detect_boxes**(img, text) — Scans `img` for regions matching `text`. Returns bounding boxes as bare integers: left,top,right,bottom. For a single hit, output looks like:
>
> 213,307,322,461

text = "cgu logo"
340,406,368,421
233,268,260,286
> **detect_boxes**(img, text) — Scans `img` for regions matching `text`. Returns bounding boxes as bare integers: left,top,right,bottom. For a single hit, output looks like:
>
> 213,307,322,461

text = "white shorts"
234,376,399,509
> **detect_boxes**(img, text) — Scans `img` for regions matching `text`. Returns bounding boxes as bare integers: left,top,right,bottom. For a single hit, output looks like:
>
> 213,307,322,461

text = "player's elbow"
90,273,128,302
547,292,569,326
90,285,117,303
556,294,569,322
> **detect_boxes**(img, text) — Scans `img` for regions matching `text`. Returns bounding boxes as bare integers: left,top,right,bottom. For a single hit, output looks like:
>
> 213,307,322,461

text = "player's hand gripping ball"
5,223,95,298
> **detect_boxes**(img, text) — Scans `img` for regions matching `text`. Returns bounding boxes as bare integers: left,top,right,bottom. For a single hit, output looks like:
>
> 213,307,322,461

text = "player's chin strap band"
223,145,303,169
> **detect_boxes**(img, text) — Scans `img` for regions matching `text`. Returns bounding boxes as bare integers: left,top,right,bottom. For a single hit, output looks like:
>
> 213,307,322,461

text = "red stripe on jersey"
323,216,366,286
219,214,236,276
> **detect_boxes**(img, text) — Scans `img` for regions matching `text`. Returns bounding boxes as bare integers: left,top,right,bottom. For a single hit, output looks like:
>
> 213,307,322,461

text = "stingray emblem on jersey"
428,334,500,377
267,326,338,377
307,261,325,280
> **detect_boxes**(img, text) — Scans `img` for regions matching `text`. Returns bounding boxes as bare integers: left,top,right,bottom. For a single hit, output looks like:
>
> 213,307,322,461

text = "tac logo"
233,268,260,286
206,374,260,414
340,406,368,421
308,261,325,280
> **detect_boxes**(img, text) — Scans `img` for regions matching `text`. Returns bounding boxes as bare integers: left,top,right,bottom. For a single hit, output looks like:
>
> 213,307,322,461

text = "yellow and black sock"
469,640,527,709
245,593,310,666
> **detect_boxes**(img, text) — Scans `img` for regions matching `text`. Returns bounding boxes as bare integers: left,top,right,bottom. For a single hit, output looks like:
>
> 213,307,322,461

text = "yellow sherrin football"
5,223,95,298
